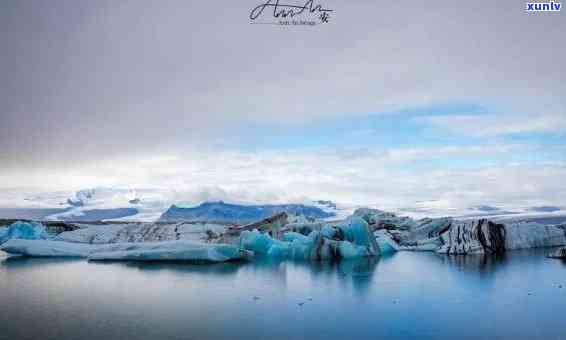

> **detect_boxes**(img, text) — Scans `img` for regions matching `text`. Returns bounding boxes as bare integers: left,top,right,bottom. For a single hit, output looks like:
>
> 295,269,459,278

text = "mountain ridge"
158,201,335,223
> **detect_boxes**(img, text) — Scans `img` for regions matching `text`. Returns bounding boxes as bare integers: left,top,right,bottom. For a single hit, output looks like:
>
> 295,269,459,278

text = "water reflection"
436,253,507,274
2,249,566,340
90,260,245,276
1,255,82,270
252,256,378,279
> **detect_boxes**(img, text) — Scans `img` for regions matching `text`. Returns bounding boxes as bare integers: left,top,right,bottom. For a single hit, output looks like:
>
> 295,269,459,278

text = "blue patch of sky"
228,102,564,168
234,102,487,150
504,131,566,147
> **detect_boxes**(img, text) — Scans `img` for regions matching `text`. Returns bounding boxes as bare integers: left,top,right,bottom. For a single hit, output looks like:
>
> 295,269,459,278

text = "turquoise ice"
239,217,380,261
0,221,49,245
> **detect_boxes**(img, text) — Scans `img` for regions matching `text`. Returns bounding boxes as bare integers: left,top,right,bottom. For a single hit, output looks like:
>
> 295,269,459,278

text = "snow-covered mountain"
0,187,172,222
0,186,564,224
0,187,345,222
158,201,336,223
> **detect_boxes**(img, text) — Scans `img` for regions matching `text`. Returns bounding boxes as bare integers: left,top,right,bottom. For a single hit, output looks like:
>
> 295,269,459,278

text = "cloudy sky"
1,0,565,211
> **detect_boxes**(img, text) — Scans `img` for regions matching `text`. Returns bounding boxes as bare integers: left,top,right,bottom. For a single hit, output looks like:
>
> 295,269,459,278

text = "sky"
1,0,565,212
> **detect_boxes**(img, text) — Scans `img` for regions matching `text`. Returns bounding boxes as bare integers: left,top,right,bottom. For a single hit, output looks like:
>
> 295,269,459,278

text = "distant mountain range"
158,201,336,223
1,186,564,224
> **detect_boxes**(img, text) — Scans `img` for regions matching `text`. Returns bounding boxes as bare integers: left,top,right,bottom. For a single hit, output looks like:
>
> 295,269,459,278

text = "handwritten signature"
250,0,333,23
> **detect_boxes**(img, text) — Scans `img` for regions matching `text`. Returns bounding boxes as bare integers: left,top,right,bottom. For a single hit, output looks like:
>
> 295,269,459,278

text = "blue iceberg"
239,217,380,261
374,230,400,254
0,221,49,245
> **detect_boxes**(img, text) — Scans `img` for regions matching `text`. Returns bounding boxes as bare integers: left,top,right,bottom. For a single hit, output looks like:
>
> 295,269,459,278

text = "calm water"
1,249,566,340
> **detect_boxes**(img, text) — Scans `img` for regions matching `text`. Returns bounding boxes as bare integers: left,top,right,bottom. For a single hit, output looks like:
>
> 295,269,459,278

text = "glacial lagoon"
1,249,565,340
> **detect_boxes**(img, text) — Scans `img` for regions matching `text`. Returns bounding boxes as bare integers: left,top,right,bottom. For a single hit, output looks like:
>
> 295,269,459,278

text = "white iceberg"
0,221,50,244
88,241,252,262
437,219,566,255
1,239,99,257
55,222,227,244
0,239,251,263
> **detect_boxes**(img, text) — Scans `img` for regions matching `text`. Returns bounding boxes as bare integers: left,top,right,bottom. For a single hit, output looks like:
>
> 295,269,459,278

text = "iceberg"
352,208,416,231
1,239,99,257
437,219,566,255
239,217,379,261
374,230,400,254
55,222,228,244
548,246,566,259
88,241,252,262
239,230,283,255
399,237,442,252
407,217,452,241
0,221,50,244
348,207,566,254
0,239,251,263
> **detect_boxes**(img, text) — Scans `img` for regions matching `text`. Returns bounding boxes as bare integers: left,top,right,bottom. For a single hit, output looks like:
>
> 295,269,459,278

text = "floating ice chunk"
55,222,228,244
89,241,251,262
505,222,566,250
55,224,123,244
240,230,279,254
1,239,251,262
239,218,379,261
548,246,566,259
436,219,566,255
341,217,380,251
0,221,49,244
352,208,416,231
1,239,98,257
408,217,452,241
374,230,400,254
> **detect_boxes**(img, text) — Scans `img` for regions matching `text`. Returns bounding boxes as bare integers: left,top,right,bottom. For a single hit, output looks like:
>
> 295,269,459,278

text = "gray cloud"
1,0,565,180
